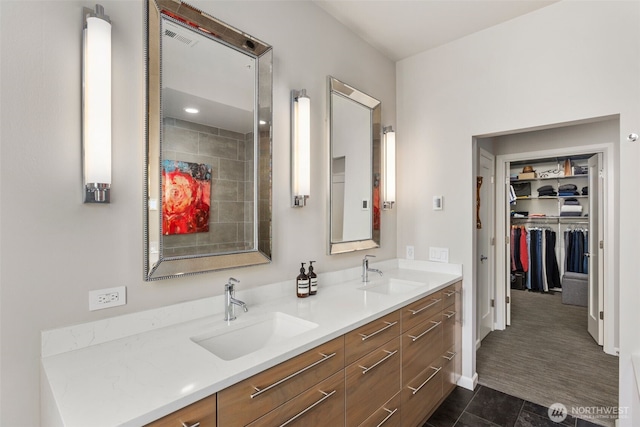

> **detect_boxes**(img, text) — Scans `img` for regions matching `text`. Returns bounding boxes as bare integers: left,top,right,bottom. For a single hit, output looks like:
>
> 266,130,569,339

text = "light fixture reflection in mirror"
382,126,396,209
292,89,311,207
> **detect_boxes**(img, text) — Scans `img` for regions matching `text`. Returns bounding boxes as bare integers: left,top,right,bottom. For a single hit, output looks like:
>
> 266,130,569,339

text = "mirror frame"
144,0,273,280
328,76,381,255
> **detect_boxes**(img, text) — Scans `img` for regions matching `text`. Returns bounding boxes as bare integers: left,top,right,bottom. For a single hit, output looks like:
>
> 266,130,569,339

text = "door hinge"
600,311,604,320
599,170,604,179
599,240,604,249
491,176,494,184
506,296,510,304
491,237,495,246
491,299,495,308
506,236,510,245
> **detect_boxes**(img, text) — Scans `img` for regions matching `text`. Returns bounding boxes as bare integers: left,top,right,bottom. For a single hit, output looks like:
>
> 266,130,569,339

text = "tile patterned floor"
425,386,607,427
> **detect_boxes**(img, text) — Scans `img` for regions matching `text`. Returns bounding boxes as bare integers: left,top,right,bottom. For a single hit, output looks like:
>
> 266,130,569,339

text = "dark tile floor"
425,386,606,427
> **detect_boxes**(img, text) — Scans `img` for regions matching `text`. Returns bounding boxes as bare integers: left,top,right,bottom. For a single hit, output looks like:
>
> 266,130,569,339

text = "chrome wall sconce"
382,126,396,209
291,89,311,207
83,4,112,203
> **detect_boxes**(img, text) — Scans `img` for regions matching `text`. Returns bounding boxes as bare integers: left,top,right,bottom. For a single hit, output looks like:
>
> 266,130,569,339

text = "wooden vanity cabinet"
402,291,443,332
344,310,400,365
145,394,216,427
217,336,344,427
358,392,401,427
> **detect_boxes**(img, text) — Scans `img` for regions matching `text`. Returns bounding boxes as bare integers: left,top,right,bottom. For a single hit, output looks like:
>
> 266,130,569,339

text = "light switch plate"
429,247,449,263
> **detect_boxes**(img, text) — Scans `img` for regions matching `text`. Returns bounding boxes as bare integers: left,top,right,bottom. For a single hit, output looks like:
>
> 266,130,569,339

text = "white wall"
396,1,640,424
0,1,396,425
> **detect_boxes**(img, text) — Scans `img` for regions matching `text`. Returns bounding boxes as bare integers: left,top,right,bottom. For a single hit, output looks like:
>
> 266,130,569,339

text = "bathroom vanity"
41,260,462,427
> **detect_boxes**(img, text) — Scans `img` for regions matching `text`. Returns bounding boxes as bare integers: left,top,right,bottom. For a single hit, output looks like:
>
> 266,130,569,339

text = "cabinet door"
402,364,443,427
217,337,344,427
402,292,443,332
246,371,345,427
145,394,216,427
358,392,401,427
402,313,442,387
346,337,401,427
344,310,400,365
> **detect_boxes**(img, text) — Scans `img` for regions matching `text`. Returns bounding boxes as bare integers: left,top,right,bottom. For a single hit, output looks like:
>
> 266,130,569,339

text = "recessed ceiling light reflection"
184,107,199,114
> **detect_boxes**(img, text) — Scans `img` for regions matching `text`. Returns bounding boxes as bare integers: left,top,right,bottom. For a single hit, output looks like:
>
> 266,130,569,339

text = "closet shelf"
510,174,588,183
515,195,588,200
511,216,588,224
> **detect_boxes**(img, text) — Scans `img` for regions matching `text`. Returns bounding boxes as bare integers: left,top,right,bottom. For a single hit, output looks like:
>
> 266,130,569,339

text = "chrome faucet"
362,255,383,283
224,277,248,321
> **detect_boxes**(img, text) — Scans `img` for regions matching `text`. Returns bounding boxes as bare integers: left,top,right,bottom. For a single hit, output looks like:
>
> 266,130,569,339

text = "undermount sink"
191,312,318,361
358,278,424,295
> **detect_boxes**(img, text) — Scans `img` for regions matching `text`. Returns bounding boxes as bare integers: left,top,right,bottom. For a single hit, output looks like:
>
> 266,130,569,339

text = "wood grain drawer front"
145,394,216,427
442,309,457,352
442,347,458,397
246,370,345,427
346,337,401,427
402,366,443,427
358,392,401,427
217,337,344,427
402,314,442,386
442,283,458,309
402,293,442,332
345,310,400,365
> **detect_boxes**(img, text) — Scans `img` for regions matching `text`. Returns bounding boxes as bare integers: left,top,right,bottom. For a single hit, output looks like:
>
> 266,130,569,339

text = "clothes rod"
511,217,588,224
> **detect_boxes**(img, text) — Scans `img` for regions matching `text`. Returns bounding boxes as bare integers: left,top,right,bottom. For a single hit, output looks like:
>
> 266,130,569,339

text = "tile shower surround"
162,118,254,255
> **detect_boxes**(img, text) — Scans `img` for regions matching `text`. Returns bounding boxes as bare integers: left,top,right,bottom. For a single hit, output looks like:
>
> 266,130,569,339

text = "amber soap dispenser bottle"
308,261,318,295
296,262,310,298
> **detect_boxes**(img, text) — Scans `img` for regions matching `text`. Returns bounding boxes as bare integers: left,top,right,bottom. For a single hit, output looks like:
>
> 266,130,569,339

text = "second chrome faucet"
224,277,248,321
362,255,383,283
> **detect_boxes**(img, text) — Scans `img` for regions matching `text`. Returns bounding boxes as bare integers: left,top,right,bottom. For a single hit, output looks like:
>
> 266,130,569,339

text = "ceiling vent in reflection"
163,21,199,48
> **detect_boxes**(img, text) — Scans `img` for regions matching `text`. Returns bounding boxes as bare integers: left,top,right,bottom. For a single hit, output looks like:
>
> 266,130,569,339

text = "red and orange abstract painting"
162,160,211,235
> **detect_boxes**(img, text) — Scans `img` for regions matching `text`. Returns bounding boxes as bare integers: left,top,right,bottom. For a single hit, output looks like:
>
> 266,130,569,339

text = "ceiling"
313,0,559,61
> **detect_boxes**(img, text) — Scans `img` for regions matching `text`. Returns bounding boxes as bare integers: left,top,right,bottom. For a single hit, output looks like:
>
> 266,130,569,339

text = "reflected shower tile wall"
162,117,254,253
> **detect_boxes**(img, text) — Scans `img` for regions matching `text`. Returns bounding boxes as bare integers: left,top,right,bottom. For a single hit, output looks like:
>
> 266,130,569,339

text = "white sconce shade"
83,4,111,203
382,126,396,209
292,89,311,207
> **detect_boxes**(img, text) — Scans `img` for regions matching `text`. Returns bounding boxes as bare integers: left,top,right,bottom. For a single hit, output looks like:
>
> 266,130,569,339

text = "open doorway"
473,117,619,426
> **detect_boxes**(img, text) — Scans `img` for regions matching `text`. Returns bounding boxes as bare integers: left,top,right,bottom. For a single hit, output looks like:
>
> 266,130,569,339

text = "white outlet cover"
89,286,126,311
433,196,443,210
406,245,415,260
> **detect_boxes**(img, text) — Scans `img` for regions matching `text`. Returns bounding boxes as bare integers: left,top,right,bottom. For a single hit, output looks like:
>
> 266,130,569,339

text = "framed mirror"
328,77,381,255
144,0,272,280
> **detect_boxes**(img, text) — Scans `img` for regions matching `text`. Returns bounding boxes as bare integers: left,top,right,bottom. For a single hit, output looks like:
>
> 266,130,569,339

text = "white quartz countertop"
41,260,462,427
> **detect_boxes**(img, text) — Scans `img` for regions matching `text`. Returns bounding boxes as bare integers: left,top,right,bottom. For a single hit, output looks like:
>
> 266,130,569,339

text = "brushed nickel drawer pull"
444,311,456,319
376,407,398,427
408,366,441,395
407,320,441,342
359,321,398,341
181,423,200,427
358,349,398,374
279,389,336,427
444,290,456,297
250,352,337,398
442,351,457,361
408,298,441,315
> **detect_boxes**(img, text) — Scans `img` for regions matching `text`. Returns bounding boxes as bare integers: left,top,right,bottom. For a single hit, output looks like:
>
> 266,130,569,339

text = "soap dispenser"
308,261,318,295
296,262,310,298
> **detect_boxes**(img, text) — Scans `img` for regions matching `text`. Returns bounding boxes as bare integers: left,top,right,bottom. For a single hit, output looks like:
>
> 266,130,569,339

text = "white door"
587,153,604,345
477,150,495,342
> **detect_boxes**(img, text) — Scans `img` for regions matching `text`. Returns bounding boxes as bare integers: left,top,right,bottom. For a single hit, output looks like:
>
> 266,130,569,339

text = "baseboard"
476,339,481,350
457,372,478,391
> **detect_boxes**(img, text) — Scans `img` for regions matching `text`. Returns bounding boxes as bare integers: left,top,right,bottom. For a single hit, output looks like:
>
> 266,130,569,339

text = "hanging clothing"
565,228,588,274
525,227,561,292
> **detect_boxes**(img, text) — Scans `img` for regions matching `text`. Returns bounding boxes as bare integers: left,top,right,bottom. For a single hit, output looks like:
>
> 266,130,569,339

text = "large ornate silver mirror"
328,77,381,255
145,0,272,280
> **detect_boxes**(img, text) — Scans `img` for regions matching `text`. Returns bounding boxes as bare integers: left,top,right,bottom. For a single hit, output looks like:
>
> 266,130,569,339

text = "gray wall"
0,1,396,424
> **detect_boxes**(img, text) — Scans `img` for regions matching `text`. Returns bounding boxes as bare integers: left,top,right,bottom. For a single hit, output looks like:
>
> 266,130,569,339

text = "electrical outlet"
89,286,126,311
406,245,415,260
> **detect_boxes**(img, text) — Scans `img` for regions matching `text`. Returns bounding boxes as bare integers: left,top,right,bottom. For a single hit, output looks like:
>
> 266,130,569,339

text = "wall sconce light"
382,126,396,209
291,89,311,207
83,4,112,203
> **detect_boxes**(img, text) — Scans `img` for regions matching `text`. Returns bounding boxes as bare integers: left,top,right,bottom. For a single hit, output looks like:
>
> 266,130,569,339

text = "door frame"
495,143,616,355
477,148,495,347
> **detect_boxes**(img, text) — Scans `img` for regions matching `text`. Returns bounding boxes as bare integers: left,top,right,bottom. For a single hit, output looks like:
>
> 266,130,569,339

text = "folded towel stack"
537,184,557,197
560,199,583,216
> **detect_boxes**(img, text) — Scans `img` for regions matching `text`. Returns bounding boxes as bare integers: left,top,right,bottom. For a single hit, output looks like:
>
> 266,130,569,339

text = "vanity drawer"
217,337,345,427
246,371,345,427
402,313,443,386
358,392,401,427
145,394,216,427
442,281,461,310
402,292,443,332
346,337,401,427
442,308,457,352
345,310,400,365
442,345,459,397
402,364,443,427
